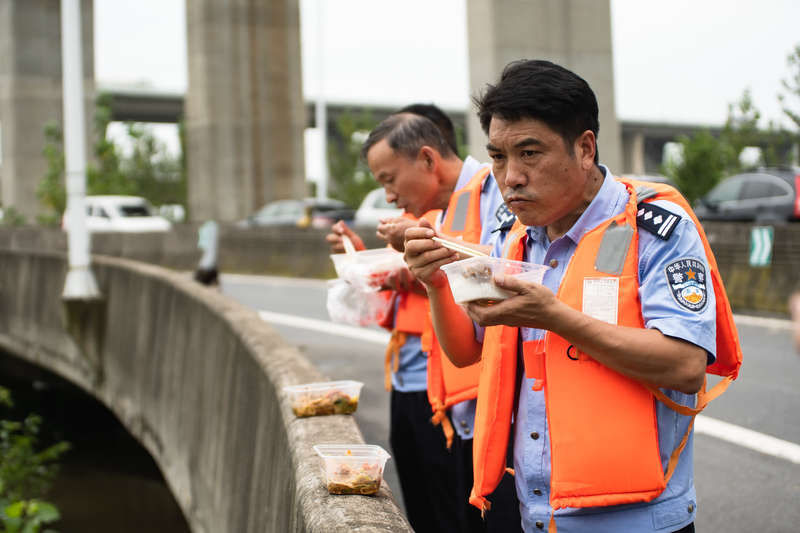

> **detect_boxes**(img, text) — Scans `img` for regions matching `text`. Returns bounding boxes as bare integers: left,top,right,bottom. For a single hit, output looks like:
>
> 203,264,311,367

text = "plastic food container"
330,248,406,291
440,256,549,304
283,380,364,418
313,444,391,495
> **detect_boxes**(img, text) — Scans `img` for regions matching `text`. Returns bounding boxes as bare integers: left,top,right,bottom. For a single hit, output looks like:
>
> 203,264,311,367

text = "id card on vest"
582,277,619,325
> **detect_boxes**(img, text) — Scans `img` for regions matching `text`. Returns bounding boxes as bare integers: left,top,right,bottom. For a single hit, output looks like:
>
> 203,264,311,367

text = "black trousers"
390,390,460,533
674,523,695,533
453,435,522,533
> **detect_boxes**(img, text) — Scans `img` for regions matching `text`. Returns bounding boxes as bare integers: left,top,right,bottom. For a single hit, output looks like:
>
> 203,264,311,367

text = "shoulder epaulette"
636,201,681,240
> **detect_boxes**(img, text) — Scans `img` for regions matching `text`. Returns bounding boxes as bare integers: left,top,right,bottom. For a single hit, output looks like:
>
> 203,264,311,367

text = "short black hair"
397,103,459,155
360,112,455,161
474,59,600,163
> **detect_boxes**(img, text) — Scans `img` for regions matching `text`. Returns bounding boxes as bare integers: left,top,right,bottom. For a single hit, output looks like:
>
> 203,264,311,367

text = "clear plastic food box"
313,444,391,495
282,380,364,418
330,248,406,291
440,256,549,304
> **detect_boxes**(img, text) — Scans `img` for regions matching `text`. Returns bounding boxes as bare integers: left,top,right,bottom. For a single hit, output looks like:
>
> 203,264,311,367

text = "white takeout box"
313,444,391,495
282,380,364,417
440,256,549,304
330,248,406,291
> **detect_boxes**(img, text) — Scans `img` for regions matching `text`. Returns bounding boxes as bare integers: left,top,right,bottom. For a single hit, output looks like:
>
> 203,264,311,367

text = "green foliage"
0,387,69,533
662,130,735,205
780,44,800,132
36,123,67,226
0,208,27,227
37,93,186,223
327,109,378,208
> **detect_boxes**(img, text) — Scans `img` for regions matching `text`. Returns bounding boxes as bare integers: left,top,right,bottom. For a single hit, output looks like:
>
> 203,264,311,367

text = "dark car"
237,198,355,229
693,168,800,222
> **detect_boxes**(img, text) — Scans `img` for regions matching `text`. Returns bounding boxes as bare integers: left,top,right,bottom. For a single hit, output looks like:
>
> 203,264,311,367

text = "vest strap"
384,330,406,391
430,398,455,449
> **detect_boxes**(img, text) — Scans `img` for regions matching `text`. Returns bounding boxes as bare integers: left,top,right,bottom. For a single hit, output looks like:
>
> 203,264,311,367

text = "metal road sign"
749,226,774,267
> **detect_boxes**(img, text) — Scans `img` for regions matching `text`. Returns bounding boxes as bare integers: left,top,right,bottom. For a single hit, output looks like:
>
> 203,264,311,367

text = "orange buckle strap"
384,330,407,391
430,399,455,449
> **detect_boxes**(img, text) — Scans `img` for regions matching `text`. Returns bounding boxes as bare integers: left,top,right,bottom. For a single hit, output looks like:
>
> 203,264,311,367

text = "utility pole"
61,0,100,300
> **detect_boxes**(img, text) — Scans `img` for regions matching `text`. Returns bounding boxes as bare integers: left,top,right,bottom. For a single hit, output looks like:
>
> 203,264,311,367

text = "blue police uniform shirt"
392,156,504,393
437,156,508,438
486,166,716,532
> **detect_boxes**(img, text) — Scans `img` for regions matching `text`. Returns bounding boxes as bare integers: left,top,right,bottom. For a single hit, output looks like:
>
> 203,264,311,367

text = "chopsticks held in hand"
432,237,488,258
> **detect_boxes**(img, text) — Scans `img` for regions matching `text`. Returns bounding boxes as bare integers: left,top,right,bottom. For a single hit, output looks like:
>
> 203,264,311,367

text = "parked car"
62,195,172,233
693,167,800,222
237,198,355,229
354,188,403,227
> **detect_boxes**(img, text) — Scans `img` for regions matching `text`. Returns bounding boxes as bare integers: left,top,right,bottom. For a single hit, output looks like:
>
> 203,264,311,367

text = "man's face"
486,117,589,227
366,139,438,218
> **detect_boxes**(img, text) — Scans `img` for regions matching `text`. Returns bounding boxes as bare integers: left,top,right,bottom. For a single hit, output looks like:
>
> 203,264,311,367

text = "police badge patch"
493,202,516,232
665,258,708,311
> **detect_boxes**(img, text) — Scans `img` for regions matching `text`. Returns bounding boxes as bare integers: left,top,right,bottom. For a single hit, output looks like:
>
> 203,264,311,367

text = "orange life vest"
424,167,491,447
470,178,742,513
380,210,441,391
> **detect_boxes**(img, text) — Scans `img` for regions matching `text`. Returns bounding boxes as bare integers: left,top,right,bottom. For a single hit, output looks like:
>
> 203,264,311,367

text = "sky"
94,0,800,141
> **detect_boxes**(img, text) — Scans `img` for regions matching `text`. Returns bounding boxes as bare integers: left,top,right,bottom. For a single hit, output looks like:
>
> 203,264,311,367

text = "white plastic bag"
326,279,392,326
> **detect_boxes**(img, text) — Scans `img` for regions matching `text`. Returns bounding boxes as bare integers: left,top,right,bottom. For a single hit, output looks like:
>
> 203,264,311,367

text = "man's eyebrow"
514,137,543,149
485,143,500,152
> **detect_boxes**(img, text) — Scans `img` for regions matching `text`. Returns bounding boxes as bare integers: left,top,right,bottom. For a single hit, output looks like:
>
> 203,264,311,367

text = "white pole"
314,0,328,200
61,0,100,300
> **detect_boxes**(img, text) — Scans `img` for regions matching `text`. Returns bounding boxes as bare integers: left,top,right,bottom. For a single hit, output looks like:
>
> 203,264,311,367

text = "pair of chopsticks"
432,237,488,258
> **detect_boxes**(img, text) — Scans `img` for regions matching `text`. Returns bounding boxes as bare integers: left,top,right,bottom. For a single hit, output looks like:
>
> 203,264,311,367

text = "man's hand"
382,266,426,295
325,220,366,253
403,219,458,289
377,216,416,251
464,273,564,329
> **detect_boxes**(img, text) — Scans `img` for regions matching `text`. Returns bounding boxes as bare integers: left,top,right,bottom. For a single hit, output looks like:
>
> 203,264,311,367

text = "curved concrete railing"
0,250,411,533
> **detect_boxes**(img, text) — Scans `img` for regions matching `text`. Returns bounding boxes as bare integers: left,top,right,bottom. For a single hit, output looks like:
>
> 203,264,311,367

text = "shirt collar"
455,155,491,193
526,165,628,245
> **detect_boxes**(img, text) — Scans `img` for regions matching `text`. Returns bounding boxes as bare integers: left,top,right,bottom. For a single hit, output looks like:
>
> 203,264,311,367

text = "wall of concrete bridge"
0,222,798,315
0,249,411,533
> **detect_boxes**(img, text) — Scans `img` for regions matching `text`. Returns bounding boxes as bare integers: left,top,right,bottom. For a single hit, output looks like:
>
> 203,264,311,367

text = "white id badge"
582,277,619,325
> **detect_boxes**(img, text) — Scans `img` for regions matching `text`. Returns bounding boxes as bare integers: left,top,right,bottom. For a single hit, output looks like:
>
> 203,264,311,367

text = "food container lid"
282,380,364,394
313,444,391,460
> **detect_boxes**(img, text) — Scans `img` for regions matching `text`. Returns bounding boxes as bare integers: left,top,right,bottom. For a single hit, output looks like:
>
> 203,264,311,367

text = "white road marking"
257,310,390,345
733,313,793,330
695,415,800,464
257,307,800,466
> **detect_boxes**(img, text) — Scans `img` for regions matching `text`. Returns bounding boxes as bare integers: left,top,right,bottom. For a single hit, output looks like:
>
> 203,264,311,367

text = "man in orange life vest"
327,106,520,532
404,60,741,532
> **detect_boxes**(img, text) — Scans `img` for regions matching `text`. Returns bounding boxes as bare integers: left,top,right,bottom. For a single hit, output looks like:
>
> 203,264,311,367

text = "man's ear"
575,130,597,170
418,146,436,171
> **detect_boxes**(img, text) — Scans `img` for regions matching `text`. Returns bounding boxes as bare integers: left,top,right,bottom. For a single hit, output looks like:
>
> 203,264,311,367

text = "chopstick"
432,237,488,258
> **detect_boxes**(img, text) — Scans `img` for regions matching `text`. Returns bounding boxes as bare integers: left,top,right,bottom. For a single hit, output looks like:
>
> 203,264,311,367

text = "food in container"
313,444,391,495
330,248,406,291
440,256,549,304
283,380,364,417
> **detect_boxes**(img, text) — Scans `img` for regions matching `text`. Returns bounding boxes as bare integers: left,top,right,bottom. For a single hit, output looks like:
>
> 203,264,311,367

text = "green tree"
327,109,378,207
35,123,67,226
662,130,735,205
37,93,186,224
0,387,69,533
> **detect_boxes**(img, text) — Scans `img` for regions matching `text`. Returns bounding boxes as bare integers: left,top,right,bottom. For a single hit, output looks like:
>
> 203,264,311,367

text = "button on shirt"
440,156,507,439
488,166,715,532
393,156,504,394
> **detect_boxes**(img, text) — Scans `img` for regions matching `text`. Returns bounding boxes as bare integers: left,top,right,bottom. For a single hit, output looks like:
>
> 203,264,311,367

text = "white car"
63,195,172,233
354,188,403,227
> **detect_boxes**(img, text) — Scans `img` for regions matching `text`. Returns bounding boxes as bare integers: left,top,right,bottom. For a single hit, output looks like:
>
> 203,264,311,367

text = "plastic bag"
326,279,392,326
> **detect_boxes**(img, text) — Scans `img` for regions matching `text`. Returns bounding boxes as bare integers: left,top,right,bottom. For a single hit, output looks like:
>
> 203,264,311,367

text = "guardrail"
0,249,411,533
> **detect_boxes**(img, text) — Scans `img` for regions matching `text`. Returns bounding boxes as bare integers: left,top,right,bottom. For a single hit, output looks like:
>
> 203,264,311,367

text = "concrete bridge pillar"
0,0,94,221
185,0,306,223
465,0,621,173
622,130,647,175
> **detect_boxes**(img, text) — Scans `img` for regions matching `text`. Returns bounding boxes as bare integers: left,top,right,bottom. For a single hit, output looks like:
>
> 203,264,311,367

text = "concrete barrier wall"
0,221,798,314
0,250,411,533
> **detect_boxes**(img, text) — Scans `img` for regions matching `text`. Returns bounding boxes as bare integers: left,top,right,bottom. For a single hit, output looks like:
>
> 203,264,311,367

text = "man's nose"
503,158,527,189
384,188,398,204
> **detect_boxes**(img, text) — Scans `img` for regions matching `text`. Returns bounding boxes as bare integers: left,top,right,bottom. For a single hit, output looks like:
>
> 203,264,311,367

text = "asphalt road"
221,274,800,533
